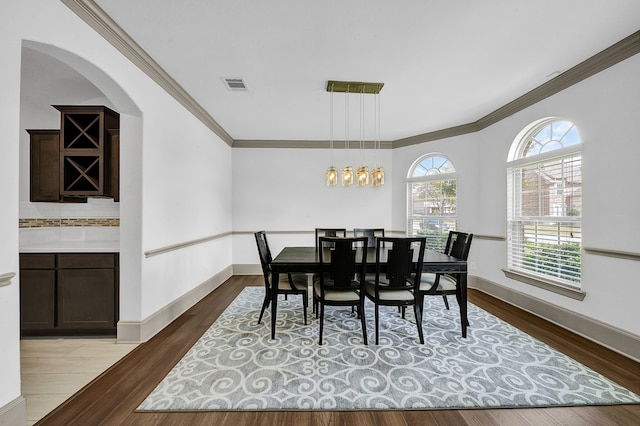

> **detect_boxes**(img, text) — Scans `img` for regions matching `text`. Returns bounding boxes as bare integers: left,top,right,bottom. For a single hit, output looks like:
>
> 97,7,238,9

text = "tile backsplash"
19,218,120,228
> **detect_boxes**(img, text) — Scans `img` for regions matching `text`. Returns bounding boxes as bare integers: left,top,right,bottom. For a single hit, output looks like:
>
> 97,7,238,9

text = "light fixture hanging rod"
326,80,384,94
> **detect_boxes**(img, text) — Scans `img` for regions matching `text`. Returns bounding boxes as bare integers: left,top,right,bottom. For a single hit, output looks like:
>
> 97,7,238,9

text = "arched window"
507,118,582,286
407,154,456,250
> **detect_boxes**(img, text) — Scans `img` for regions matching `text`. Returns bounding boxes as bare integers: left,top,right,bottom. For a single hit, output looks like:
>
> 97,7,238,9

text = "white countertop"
19,227,120,253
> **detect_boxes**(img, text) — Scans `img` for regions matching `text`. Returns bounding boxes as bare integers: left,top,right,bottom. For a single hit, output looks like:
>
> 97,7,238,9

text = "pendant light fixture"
341,84,353,186
372,90,385,187
325,86,337,186
325,80,384,188
356,89,369,186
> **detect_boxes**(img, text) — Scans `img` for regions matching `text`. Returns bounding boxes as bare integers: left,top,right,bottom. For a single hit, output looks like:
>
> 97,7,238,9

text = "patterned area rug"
137,287,640,411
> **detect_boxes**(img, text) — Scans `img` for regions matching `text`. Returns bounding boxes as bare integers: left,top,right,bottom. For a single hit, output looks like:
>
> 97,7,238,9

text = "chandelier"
326,80,384,187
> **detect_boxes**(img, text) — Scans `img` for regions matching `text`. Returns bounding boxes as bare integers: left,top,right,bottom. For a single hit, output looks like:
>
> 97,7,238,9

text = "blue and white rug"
137,287,640,411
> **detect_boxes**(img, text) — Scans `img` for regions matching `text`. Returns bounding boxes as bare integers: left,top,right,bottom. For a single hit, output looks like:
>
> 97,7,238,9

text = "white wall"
1,1,234,413
0,3,23,408
232,147,394,264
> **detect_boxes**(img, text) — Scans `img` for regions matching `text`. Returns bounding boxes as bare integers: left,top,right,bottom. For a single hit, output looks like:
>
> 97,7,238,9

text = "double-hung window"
407,154,456,251
507,118,582,287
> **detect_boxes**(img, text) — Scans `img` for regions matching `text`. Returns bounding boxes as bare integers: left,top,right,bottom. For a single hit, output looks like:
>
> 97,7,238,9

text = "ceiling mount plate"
327,80,384,94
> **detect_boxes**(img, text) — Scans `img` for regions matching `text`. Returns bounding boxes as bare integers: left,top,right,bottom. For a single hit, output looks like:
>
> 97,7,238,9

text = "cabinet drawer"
57,253,116,269
20,253,56,269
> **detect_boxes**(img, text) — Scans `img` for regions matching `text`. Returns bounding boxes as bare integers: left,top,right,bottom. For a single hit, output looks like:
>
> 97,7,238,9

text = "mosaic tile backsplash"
19,218,120,228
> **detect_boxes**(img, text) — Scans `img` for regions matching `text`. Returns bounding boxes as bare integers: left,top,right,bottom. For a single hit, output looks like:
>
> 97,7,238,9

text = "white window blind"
507,152,582,285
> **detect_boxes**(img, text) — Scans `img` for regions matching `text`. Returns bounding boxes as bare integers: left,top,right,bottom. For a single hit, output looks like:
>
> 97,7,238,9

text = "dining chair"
353,228,384,247
315,228,347,250
314,236,369,345
364,237,426,345
353,228,385,248
417,231,473,319
312,228,348,313
254,231,309,325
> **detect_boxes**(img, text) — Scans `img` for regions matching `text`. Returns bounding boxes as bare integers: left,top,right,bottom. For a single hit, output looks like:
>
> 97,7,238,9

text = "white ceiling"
89,0,640,142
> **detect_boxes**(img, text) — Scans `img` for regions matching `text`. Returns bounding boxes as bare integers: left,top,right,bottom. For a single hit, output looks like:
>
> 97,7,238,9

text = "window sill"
501,268,586,301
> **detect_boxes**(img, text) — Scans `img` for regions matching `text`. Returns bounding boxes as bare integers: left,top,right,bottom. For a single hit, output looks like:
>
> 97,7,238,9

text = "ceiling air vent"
223,77,249,91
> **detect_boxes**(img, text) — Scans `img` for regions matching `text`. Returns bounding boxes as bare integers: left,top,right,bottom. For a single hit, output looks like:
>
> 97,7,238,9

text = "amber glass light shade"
326,166,338,186
372,166,385,187
356,165,369,186
342,166,353,186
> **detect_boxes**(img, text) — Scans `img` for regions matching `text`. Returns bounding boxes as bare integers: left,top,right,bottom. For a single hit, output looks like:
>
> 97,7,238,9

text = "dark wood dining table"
270,246,469,340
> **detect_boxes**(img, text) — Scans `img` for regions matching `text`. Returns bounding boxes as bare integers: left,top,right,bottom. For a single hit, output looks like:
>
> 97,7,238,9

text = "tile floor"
20,338,138,425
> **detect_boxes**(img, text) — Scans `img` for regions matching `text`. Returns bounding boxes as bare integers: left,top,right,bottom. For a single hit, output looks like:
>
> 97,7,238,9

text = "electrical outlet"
469,261,477,270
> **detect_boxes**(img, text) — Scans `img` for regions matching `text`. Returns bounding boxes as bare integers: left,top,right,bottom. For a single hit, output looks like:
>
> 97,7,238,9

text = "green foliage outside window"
522,240,581,282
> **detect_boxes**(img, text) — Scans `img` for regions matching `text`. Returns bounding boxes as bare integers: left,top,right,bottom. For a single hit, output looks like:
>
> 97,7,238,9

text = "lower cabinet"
20,253,119,337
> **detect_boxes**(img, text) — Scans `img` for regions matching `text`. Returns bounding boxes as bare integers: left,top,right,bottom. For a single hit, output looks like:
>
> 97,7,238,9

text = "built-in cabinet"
20,253,119,337
27,105,120,202
27,129,60,202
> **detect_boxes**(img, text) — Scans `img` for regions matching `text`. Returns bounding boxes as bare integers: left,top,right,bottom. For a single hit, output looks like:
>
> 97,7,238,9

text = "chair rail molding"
584,246,640,261
473,234,506,241
144,232,232,258
0,272,16,287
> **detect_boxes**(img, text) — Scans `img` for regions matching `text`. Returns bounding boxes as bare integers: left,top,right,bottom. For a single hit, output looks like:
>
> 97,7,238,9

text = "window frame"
406,154,457,251
506,118,584,295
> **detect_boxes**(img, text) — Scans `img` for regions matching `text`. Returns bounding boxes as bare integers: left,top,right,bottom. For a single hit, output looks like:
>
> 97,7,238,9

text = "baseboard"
469,275,640,362
0,396,26,426
233,264,261,275
117,266,233,343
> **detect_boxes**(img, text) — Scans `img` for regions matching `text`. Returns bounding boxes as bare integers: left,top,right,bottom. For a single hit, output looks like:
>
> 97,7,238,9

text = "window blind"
507,153,582,285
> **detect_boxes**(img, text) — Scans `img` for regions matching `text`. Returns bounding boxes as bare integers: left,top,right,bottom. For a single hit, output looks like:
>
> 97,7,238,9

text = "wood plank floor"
36,275,640,425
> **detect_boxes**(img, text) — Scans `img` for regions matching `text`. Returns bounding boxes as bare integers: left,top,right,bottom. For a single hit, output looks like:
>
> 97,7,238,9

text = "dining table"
269,245,469,340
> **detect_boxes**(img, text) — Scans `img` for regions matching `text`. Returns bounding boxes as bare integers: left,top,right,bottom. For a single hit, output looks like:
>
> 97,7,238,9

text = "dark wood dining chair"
254,231,308,325
314,236,369,345
364,237,426,345
315,228,347,250
312,228,348,313
417,231,473,322
353,228,385,247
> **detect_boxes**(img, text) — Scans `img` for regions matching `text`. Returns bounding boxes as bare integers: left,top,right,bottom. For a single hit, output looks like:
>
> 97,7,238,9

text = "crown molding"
62,1,639,150
61,0,234,147
233,139,394,149
394,30,640,148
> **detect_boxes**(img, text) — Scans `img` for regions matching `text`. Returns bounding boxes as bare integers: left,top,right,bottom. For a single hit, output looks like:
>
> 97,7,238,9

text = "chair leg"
257,290,270,324
443,295,450,310
375,304,380,345
414,302,425,344
302,292,308,325
319,303,325,345
359,301,368,345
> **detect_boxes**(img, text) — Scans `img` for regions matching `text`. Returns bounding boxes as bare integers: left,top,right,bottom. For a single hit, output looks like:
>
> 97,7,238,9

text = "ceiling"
80,1,640,143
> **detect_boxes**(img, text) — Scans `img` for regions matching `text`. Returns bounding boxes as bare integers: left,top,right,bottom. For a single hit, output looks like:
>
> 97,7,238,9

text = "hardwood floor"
36,275,640,425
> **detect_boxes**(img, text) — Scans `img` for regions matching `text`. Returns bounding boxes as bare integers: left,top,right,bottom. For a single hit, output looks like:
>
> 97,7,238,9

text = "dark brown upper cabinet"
27,105,120,202
55,105,120,200
27,129,61,202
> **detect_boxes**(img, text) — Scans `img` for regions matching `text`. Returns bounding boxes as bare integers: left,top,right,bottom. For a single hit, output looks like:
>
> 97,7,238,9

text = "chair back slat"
446,231,473,260
374,237,426,290
353,228,385,248
315,228,347,250
318,236,367,290
254,231,273,282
